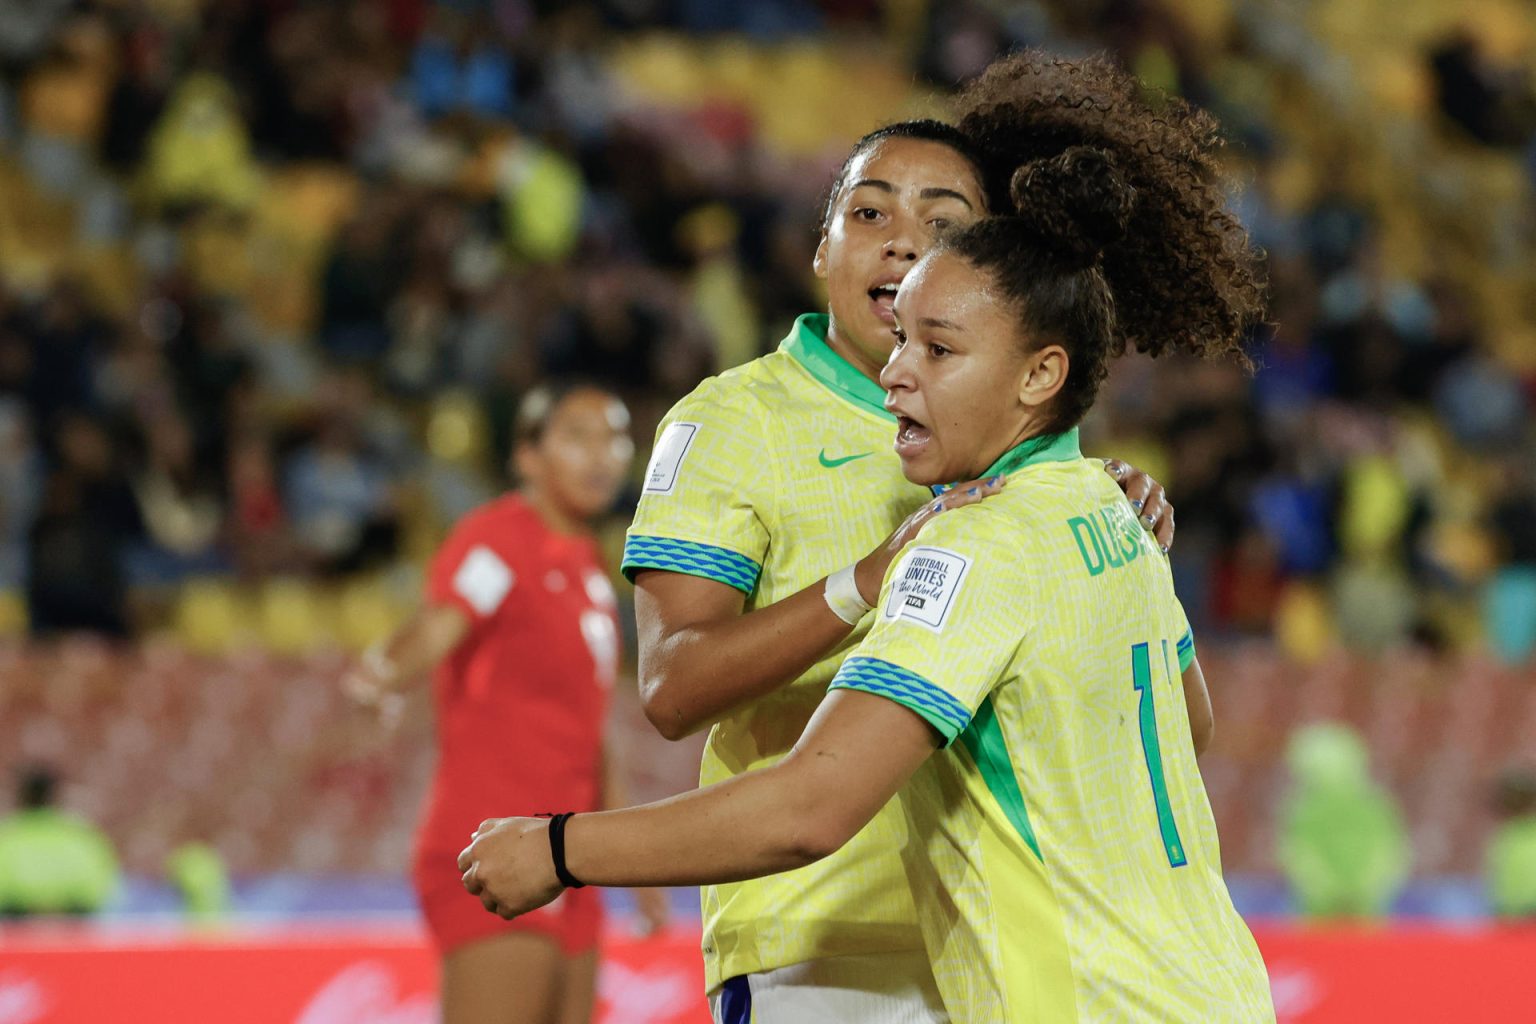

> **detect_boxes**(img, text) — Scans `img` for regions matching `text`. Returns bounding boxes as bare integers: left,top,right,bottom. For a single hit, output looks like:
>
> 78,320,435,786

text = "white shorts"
708,950,949,1024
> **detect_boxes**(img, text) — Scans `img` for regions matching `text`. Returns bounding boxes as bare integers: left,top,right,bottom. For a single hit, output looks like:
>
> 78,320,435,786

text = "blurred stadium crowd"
1,0,1535,656
1,0,1535,904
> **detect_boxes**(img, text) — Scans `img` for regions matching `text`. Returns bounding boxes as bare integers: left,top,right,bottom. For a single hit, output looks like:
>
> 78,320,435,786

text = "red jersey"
414,493,619,863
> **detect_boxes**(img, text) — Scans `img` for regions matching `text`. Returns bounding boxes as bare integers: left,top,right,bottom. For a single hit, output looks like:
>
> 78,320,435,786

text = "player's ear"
1018,344,1068,410
813,232,830,280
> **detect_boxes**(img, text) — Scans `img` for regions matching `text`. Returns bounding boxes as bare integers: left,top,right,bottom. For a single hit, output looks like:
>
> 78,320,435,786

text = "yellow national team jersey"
622,313,934,990
831,432,1276,1024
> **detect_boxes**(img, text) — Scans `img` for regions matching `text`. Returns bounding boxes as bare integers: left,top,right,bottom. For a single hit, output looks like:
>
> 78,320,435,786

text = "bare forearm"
637,578,855,738
379,625,440,683
564,765,838,886
461,691,937,915
563,690,934,886
375,604,471,689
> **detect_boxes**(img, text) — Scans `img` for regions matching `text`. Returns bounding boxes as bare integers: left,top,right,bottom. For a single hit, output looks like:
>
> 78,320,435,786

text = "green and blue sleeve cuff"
830,656,973,746
621,534,762,595
1177,628,1195,672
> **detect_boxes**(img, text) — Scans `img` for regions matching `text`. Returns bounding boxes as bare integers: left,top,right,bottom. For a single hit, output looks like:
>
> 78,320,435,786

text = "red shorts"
413,845,603,957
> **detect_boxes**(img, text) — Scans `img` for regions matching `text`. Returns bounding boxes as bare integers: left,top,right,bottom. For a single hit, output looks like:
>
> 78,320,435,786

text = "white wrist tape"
824,565,873,626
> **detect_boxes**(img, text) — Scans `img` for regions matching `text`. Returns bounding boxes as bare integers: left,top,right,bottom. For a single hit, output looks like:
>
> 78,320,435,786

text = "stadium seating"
0,640,434,876
0,639,1528,880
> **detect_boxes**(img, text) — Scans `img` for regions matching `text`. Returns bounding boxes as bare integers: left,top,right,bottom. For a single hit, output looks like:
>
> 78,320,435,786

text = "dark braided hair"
943,51,1265,433
820,119,987,231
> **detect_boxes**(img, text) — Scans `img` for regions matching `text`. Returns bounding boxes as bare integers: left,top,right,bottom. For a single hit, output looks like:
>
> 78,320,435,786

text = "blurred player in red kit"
345,381,667,1024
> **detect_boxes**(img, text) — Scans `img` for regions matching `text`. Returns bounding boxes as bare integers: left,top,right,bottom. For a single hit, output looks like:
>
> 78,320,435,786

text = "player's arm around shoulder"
631,459,1006,740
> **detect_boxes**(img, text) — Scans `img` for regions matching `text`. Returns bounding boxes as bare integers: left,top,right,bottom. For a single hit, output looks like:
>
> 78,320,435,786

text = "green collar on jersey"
780,313,895,422
931,428,1082,495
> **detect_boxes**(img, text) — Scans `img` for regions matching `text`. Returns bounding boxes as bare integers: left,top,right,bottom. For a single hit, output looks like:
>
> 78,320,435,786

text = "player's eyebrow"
918,316,964,332
918,187,973,208
849,181,974,210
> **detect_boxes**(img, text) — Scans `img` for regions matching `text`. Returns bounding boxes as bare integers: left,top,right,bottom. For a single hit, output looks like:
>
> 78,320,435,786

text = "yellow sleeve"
829,508,1027,745
621,376,774,595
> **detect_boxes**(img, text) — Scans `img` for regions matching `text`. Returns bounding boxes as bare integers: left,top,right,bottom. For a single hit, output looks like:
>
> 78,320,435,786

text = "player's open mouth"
868,281,900,324
894,414,931,458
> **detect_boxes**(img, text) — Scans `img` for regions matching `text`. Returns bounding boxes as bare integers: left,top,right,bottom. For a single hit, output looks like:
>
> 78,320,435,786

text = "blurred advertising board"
2,922,1534,1022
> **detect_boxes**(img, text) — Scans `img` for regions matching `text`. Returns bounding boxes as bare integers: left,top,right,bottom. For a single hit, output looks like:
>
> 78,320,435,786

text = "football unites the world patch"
643,421,700,494
882,545,970,632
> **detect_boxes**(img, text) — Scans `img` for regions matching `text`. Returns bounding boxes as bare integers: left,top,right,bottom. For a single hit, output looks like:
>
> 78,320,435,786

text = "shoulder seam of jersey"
655,370,783,533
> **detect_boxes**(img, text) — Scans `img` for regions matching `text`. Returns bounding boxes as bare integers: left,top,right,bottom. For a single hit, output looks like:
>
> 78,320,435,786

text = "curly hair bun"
1009,147,1133,271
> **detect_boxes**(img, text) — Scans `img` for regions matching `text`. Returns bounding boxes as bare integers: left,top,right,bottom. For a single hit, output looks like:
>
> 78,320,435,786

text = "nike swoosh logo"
818,449,873,468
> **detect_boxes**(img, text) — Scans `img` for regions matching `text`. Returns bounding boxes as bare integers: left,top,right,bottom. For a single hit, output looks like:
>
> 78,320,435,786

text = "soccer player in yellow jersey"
460,53,1275,1022
620,127,1170,1020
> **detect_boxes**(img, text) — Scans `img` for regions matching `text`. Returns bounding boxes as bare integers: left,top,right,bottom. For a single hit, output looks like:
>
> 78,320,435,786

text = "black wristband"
546,812,586,889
